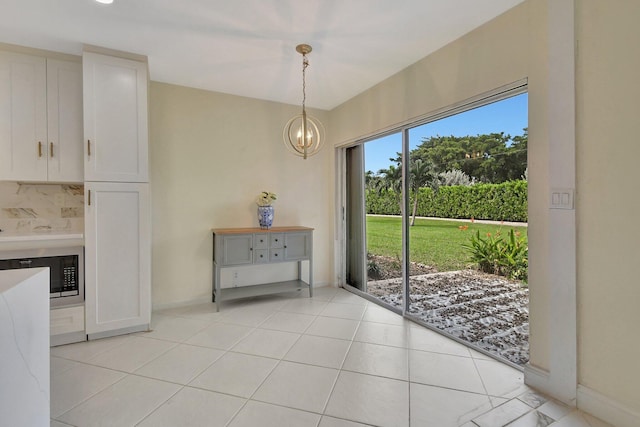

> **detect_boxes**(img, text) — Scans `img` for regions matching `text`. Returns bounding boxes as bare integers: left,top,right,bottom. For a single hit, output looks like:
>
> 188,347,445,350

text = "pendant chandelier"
283,44,325,159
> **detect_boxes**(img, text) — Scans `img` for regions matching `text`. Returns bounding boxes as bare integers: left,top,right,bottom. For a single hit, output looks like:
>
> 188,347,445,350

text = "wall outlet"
232,270,239,286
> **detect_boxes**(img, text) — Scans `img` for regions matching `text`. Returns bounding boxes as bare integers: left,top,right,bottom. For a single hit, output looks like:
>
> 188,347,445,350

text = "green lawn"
366,215,528,272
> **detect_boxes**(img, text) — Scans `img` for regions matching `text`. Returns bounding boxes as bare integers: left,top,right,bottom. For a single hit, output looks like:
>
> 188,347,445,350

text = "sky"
364,93,528,174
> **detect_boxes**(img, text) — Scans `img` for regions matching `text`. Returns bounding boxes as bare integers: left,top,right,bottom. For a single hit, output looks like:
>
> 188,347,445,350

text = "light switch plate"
550,188,574,209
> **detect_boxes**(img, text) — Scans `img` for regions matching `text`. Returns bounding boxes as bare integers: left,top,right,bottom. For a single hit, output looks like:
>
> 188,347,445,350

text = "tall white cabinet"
0,52,83,182
83,51,151,339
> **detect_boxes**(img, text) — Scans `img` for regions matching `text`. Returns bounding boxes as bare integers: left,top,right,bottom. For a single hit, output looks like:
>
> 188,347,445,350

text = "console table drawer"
270,249,283,262
270,234,284,248
255,249,269,263
254,234,268,249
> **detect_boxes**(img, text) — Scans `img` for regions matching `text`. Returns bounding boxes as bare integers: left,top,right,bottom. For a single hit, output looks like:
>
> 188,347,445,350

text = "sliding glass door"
345,133,403,309
344,88,529,366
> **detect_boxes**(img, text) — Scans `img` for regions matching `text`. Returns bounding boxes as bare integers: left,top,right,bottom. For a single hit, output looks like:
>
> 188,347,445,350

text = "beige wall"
329,4,529,145
149,83,332,307
576,0,640,412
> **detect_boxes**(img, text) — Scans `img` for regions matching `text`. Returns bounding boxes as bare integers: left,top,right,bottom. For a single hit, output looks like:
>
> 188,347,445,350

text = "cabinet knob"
249,247,253,251
275,238,278,242
274,253,278,257
284,245,287,248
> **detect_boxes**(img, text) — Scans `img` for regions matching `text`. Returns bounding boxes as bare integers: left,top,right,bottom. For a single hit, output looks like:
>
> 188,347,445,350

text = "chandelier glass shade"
283,44,324,159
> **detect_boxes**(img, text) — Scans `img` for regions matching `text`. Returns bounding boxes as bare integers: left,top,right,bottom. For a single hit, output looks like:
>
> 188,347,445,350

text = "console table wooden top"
211,226,314,235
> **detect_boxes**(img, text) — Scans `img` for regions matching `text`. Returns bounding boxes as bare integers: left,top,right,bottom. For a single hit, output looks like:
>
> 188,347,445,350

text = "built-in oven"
0,246,84,307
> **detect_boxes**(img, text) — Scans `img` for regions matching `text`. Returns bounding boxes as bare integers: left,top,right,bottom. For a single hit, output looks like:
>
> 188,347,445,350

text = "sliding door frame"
335,78,529,327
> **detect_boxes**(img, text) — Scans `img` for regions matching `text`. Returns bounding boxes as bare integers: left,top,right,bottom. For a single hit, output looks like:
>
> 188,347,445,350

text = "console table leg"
308,258,313,298
214,264,221,312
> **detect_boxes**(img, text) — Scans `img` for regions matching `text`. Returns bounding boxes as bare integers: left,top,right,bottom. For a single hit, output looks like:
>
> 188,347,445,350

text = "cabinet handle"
38,141,42,157
87,190,91,206
87,139,91,157
50,142,54,158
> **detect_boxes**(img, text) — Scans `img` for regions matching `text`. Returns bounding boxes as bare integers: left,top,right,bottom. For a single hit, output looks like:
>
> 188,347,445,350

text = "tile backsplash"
0,182,84,233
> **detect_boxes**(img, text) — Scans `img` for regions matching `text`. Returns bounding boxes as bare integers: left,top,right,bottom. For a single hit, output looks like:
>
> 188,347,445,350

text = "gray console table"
211,226,313,311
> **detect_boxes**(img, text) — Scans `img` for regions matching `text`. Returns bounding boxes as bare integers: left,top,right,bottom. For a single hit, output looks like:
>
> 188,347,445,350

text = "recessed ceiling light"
95,0,113,4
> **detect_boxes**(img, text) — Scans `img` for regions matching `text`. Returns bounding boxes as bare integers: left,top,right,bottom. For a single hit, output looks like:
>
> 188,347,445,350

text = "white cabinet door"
46,59,83,182
83,52,148,182
0,52,47,181
84,182,150,336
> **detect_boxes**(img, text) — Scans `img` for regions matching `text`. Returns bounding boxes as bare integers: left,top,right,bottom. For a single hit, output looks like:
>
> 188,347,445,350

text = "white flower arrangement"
256,191,277,206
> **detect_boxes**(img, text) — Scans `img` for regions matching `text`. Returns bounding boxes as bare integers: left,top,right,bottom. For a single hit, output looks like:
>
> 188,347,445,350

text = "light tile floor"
50,287,612,427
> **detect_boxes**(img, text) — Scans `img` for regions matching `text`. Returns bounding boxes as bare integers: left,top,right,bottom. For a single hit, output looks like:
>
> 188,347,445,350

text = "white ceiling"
1,0,524,110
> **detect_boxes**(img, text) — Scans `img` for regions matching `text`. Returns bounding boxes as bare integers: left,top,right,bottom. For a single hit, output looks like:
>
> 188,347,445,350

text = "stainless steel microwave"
0,246,84,307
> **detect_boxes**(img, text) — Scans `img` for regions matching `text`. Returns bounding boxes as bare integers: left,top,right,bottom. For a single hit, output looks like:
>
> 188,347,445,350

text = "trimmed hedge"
366,180,527,222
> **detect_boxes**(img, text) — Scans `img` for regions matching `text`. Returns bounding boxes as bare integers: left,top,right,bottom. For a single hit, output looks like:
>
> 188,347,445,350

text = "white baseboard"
524,364,577,407
313,281,334,288
525,366,640,426
152,283,336,312
577,385,640,427
524,364,552,393
152,295,211,311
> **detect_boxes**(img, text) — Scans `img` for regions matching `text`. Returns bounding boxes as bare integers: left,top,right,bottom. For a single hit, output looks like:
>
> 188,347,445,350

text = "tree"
409,159,437,226
377,157,439,225
439,169,474,186
376,164,403,215
411,129,528,183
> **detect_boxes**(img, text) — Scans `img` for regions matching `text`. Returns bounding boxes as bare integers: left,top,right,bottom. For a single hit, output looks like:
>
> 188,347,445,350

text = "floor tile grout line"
139,314,217,342
469,350,492,398
136,344,228,387
319,325,358,416
132,383,185,426
221,353,299,427
51,334,134,364
52,369,132,421
86,337,180,375
236,397,328,419
408,345,477,360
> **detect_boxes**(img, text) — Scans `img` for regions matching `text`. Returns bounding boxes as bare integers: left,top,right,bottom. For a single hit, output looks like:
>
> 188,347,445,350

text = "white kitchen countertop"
0,231,84,251
0,231,83,242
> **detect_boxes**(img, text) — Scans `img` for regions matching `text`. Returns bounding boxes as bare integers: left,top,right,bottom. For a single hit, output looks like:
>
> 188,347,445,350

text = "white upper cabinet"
0,52,48,181
0,52,83,182
46,59,84,182
83,52,148,182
